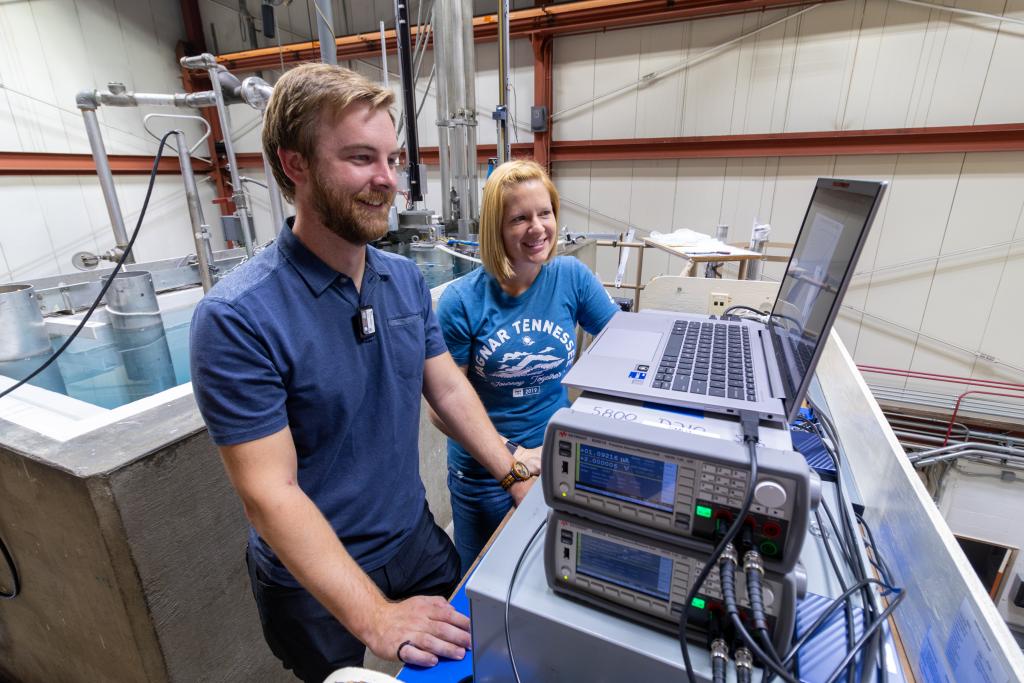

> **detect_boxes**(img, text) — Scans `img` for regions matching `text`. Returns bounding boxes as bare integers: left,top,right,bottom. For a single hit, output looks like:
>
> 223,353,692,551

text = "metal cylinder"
746,236,768,280
103,271,176,398
0,284,66,393
496,0,511,164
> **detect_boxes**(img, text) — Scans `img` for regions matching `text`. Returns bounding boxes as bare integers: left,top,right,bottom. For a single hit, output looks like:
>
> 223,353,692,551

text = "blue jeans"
448,468,514,576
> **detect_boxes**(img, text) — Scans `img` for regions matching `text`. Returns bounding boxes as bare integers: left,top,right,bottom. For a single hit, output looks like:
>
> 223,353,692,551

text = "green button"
690,597,706,610
695,505,713,518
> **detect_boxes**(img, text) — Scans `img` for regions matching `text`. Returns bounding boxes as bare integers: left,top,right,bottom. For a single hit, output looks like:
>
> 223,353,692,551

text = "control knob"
754,480,787,509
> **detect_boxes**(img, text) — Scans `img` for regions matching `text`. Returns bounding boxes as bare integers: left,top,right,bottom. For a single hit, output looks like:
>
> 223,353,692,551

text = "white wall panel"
635,23,687,137
732,11,789,134
591,30,640,139
552,33,596,141
680,16,742,136
672,158,729,231
0,2,67,153
922,0,1005,125
2,178,60,281
851,317,918,388
783,1,860,132
975,0,1024,123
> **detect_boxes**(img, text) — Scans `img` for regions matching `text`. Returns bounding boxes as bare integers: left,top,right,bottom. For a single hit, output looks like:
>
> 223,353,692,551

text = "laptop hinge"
758,328,785,399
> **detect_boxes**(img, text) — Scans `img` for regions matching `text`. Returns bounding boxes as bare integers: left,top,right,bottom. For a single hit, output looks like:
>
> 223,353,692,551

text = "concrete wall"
0,404,289,682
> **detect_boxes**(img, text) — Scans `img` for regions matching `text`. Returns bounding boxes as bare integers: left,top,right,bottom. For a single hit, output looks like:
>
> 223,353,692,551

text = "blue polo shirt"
189,220,446,586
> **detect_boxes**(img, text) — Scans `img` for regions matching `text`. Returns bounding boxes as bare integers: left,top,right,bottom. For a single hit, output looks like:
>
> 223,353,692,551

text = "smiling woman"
429,160,621,574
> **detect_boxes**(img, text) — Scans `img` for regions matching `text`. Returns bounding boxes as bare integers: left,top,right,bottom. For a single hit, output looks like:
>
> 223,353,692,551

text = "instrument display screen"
577,533,674,601
576,444,677,513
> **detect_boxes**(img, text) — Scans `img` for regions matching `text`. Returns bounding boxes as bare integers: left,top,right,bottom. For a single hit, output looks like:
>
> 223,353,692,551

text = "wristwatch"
500,461,531,490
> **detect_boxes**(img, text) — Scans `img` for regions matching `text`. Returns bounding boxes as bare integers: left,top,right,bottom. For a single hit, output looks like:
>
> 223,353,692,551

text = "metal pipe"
261,145,286,230
379,21,389,88
174,131,216,293
907,441,1022,464
207,64,255,257
78,105,133,264
314,0,337,65
394,0,423,202
495,0,511,164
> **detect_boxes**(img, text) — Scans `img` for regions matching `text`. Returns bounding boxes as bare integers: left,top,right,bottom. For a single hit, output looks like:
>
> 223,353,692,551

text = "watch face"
513,461,530,479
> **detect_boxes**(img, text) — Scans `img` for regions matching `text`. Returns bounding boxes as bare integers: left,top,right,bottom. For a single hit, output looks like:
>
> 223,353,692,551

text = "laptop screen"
768,178,886,422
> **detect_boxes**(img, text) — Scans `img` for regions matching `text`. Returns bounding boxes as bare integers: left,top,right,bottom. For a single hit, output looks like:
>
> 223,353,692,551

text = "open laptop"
563,178,887,424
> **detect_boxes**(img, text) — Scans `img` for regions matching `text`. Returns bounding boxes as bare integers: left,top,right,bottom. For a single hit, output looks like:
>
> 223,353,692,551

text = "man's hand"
364,595,472,667
508,477,535,506
519,445,542,476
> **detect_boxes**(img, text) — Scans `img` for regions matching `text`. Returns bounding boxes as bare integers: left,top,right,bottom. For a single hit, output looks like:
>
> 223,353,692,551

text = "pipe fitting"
76,89,100,110
743,550,764,576
719,544,738,567
180,53,219,70
734,646,753,671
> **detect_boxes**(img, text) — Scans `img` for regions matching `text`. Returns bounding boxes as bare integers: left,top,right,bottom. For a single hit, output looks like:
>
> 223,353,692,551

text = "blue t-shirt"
189,221,447,586
437,256,618,478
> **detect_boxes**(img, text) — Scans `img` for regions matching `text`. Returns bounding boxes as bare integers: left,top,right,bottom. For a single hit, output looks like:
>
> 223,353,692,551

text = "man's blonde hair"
479,160,559,281
262,63,395,202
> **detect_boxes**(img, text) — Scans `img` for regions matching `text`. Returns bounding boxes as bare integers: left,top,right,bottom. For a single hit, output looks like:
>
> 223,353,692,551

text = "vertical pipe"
208,67,255,256
432,0,453,231
315,0,337,65
495,0,511,164
80,107,134,264
379,21,389,87
394,0,423,202
174,131,216,292
460,0,479,230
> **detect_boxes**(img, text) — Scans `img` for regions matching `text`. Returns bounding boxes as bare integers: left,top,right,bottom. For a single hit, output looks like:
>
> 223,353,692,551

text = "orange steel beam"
545,125,1024,160
217,0,827,73
0,151,211,176
236,124,1024,167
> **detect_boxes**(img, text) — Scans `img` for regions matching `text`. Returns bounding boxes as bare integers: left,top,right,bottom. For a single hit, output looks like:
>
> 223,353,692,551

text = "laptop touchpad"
589,329,663,361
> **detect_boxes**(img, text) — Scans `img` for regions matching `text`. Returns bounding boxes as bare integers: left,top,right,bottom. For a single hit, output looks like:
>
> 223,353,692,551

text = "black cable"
822,591,906,683
720,552,797,683
779,579,900,669
0,532,19,599
742,552,778,663
710,639,728,683
679,413,761,682
723,305,767,319
813,507,858,683
505,519,547,683
0,131,176,403
735,647,754,683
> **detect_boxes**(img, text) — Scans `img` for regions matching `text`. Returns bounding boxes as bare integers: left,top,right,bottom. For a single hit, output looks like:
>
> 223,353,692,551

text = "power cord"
678,411,762,682
0,131,175,403
0,532,19,599
505,518,547,683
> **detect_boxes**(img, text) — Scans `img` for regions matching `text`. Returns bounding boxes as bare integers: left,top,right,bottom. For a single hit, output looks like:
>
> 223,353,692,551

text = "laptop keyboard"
652,321,757,401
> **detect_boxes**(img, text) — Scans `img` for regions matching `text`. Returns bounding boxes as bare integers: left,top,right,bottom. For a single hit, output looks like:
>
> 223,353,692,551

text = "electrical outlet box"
708,292,732,316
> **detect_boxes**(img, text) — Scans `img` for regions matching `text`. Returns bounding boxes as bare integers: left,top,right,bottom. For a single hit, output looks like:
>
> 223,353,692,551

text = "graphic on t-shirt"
473,317,576,389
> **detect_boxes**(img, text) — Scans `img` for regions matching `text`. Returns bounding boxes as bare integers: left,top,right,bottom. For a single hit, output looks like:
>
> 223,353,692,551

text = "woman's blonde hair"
479,160,560,281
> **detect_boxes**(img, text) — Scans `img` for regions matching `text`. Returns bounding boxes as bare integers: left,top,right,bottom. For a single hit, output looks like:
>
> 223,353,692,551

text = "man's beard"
310,169,394,245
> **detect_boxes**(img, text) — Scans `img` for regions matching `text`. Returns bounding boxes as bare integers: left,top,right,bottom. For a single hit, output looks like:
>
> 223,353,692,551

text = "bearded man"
189,64,535,683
